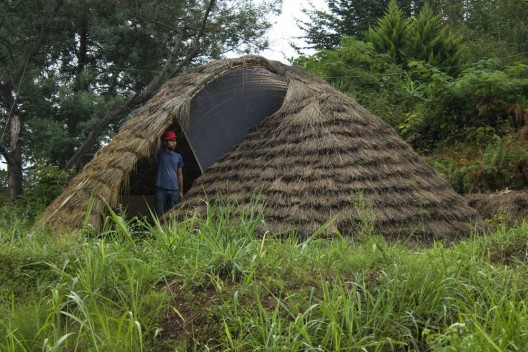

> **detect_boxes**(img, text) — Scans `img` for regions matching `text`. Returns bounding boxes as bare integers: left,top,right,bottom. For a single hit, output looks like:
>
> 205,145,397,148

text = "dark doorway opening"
119,123,201,219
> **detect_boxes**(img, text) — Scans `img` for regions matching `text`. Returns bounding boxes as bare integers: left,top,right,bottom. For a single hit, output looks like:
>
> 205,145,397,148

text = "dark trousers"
154,187,180,217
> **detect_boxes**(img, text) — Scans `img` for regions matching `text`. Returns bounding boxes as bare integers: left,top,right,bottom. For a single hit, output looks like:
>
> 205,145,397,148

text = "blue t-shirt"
155,149,184,190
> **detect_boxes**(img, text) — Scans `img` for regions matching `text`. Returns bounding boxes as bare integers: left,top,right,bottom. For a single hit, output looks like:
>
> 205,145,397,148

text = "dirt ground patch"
156,280,223,349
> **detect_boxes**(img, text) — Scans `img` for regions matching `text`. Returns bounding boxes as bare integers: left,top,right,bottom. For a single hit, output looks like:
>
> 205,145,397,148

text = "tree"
298,0,438,50
457,0,528,61
0,0,282,200
0,0,66,201
405,3,465,76
366,2,465,76
366,0,409,65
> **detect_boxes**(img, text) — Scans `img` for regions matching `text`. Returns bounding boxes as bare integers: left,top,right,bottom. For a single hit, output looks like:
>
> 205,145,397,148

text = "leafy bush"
468,136,528,191
0,164,73,229
427,136,528,193
427,157,479,194
22,164,73,206
412,60,528,142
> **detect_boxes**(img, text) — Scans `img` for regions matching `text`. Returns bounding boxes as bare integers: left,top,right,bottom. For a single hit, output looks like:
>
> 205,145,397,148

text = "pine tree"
299,0,442,50
366,0,409,65
365,2,465,76
405,4,465,75
299,0,390,50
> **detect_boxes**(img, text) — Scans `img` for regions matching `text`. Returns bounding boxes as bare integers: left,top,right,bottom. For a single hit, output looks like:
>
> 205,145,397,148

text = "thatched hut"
39,55,485,239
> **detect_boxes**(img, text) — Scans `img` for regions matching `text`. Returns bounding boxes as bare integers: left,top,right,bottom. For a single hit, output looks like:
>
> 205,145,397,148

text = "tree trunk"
7,114,23,200
0,0,66,200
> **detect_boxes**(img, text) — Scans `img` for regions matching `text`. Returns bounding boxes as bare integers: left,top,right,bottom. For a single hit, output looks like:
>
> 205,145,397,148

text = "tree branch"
8,0,65,94
64,0,217,170
0,0,65,112
169,0,216,77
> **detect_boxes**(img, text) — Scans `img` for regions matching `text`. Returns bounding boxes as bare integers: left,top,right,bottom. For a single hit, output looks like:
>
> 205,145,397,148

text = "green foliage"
472,136,528,192
366,1,465,76
0,165,72,226
366,0,409,65
459,0,528,61
306,0,527,66
451,61,528,130
426,155,481,194
23,164,72,207
427,136,528,193
27,90,124,167
299,0,436,50
394,60,528,147
405,4,465,76
295,37,391,90
396,108,427,147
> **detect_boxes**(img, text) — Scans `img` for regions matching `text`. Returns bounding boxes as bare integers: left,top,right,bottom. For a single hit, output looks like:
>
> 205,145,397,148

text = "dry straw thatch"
465,190,528,227
39,55,485,240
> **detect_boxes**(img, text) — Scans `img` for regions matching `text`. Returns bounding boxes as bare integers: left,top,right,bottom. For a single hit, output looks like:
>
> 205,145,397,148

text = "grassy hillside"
1,203,527,351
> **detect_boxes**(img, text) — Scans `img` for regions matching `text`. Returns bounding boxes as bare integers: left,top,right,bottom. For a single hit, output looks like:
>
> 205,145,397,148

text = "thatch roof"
38,55,485,240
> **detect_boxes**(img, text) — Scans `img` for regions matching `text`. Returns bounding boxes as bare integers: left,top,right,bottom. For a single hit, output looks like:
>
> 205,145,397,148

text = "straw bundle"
466,190,528,227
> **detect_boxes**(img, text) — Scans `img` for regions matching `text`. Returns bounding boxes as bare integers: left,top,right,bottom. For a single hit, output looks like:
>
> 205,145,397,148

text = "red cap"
163,131,177,141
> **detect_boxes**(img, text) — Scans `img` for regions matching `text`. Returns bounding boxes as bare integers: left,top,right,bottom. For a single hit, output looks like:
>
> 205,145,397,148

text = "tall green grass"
1,201,527,351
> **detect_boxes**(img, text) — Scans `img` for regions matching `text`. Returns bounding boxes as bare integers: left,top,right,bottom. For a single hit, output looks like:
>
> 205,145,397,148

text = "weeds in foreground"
1,203,528,351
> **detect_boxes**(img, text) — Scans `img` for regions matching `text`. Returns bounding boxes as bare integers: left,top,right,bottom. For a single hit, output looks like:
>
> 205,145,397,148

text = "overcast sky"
256,0,327,63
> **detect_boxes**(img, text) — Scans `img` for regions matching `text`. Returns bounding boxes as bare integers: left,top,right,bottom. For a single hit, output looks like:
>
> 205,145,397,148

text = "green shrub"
427,136,528,193
0,165,73,229
21,164,73,209
468,136,528,192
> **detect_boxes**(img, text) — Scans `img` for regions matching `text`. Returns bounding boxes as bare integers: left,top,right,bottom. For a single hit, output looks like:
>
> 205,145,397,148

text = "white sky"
256,0,327,63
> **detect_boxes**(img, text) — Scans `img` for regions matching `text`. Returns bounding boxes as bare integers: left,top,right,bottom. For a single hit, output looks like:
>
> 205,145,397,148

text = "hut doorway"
120,123,201,219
